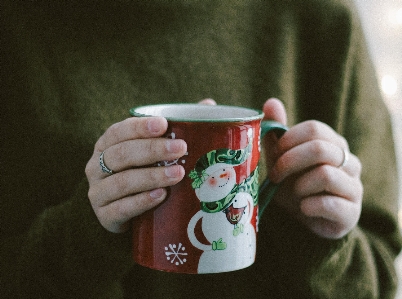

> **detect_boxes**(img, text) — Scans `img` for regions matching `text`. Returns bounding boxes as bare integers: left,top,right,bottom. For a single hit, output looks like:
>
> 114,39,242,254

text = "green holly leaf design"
189,169,209,189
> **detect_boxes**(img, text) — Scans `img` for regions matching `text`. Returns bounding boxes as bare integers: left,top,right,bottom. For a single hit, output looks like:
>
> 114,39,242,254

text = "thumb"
262,98,287,172
263,98,287,125
198,98,217,105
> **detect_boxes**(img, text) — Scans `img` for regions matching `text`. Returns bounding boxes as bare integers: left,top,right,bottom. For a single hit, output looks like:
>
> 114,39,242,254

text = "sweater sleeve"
1,179,133,299
0,4,133,297
257,204,399,299
255,2,401,298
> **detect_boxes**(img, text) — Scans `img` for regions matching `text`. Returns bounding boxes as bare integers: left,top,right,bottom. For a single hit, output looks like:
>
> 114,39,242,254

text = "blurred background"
353,0,402,297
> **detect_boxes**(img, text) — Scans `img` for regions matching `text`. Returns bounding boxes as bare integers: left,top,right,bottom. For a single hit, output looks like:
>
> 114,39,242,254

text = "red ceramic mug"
129,104,287,274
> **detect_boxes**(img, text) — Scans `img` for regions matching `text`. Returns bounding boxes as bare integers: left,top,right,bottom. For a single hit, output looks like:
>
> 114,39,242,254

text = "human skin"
264,99,362,239
86,98,362,239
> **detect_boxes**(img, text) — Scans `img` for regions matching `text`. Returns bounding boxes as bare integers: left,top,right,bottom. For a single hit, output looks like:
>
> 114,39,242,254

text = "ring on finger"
338,147,349,168
100,151,114,175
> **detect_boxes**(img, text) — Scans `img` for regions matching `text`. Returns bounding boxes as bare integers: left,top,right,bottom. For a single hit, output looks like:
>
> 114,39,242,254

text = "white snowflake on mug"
165,243,188,266
157,132,188,166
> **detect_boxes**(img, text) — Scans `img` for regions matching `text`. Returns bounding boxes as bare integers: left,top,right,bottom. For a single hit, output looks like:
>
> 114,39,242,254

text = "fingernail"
150,188,165,199
165,165,181,178
147,117,163,134
165,139,186,153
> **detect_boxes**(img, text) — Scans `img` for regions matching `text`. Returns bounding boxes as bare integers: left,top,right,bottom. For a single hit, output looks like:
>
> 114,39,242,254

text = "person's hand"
85,116,187,233
263,98,363,239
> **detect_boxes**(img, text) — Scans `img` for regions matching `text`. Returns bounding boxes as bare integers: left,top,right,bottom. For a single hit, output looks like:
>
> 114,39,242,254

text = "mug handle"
258,120,288,217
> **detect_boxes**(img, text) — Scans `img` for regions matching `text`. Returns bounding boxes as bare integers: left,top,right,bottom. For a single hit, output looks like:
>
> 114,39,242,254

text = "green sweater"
1,1,401,298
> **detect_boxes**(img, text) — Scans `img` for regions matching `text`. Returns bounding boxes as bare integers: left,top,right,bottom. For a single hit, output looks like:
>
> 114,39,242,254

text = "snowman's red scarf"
200,167,259,213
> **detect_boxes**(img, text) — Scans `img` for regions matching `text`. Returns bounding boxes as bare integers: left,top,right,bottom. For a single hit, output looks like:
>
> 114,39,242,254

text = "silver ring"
100,151,114,175
338,147,349,168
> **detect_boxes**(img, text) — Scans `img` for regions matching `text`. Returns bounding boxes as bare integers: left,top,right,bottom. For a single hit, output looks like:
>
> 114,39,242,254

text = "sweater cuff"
256,202,348,294
18,178,133,297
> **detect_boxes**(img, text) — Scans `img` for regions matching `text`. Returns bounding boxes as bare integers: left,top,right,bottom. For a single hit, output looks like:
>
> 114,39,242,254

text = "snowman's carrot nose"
220,172,228,178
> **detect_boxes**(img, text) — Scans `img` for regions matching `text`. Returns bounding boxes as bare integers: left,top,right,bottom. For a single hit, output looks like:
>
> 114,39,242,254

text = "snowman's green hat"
189,143,252,189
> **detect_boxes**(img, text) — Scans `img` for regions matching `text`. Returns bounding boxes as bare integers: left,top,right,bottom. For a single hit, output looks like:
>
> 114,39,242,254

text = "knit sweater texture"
1,0,401,298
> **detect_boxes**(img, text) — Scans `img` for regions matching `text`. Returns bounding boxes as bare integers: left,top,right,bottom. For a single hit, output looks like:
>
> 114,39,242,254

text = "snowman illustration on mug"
187,128,258,273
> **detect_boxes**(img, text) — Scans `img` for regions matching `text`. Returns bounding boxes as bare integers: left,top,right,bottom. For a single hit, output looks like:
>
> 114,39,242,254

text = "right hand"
263,99,362,239
85,116,187,233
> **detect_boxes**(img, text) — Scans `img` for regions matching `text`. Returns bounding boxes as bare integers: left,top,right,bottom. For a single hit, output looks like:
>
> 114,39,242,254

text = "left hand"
263,99,363,239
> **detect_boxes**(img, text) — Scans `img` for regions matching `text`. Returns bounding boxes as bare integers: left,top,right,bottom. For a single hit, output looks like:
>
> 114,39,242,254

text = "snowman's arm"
247,195,254,224
187,211,212,251
235,192,255,224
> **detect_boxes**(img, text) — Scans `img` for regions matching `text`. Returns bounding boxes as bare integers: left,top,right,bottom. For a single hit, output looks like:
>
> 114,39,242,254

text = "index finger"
277,120,349,154
95,116,168,152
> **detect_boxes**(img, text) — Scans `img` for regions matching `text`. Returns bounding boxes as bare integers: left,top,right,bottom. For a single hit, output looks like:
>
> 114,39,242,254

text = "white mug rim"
129,104,264,122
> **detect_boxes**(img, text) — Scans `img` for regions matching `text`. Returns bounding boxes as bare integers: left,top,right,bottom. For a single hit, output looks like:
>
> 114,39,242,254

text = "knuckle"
339,136,349,150
99,122,122,148
93,204,103,219
96,208,110,227
354,180,364,201
87,187,96,202
96,202,127,233
85,160,93,178
305,120,322,138
318,165,335,186
90,199,105,223
87,183,102,205
276,152,294,172
107,122,121,137
355,156,363,176
320,164,334,177
147,139,160,156
309,140,327,160
97,123,120,149
94,137,105,152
